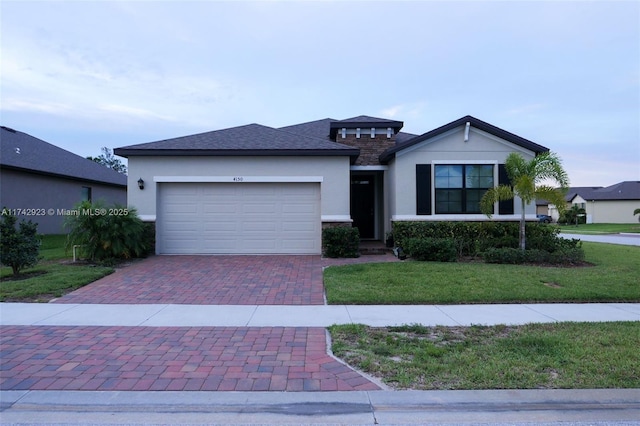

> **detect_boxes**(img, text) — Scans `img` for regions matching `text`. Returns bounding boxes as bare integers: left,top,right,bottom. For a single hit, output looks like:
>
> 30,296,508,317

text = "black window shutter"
416,164,432,215
498,164,514,215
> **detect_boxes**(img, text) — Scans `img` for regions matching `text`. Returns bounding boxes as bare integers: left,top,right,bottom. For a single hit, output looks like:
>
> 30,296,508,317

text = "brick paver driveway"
2,254,395,392
54,255,325,305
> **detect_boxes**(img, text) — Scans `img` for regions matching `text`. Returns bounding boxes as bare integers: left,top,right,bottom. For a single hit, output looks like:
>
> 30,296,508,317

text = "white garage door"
158,182,321,254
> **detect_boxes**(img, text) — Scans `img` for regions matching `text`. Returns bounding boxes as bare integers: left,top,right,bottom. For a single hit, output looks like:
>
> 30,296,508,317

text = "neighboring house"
547,182,640,224
114,115,549,255
1,126,127,234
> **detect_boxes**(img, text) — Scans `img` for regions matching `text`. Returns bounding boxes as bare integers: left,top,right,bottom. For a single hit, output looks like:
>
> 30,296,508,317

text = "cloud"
98,104,177,122
380,102,427,120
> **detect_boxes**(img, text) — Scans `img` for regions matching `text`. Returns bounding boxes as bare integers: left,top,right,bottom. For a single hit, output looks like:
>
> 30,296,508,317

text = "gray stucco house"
114,115,549,255
1,126,127,234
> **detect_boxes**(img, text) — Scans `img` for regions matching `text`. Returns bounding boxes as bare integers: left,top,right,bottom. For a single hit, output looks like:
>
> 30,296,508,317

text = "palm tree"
562,204,587,226
634,208,640,222
480,152,569,250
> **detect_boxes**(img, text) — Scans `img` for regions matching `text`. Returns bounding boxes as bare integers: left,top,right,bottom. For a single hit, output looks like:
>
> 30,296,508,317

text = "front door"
351,175,375,238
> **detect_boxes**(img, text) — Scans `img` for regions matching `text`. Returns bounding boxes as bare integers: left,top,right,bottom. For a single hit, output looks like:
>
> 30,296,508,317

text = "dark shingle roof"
379,115,550,163
575,181,640,201
279,118,336,140
114,123,359,161
0,126,126,187
564,186,604,202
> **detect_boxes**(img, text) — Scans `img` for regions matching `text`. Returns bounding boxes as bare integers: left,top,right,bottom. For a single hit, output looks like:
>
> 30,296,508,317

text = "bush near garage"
64,201,150,264
322,226,360,258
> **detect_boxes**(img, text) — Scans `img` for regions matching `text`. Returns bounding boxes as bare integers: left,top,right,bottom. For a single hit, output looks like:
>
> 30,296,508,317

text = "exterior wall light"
137,178,145,190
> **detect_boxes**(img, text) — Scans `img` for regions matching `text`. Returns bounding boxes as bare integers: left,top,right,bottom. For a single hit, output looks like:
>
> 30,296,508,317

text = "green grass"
559,223,640,234
39,234,70,260
1,234,113,302
324,242,640,304
329,322,640,390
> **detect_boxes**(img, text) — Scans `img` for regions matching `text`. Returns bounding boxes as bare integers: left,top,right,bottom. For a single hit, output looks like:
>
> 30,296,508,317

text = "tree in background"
480,152,569,250
0,209,41,276
87,147,127,174
561,204,587,226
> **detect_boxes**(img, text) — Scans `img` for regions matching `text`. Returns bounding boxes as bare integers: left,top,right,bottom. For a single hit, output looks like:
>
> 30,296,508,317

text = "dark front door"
351,175,375,238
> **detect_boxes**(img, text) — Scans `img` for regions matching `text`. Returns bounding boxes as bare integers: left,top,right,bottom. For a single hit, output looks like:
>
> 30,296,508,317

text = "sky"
1,0,639,187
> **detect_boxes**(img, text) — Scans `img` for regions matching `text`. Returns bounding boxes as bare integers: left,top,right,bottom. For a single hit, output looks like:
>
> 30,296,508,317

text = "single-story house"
0,126,127,234
114,115,549,255
547,182,640,224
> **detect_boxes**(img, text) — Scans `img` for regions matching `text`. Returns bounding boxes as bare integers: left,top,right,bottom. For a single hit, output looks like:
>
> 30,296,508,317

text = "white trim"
341,128,346,138
356,128,361,138
387,128,392,138
321,215,353,222
392,214,535,222
371,128,376,138
350,165,389,171
464,122,470,142
153,176,324,183
431,160,497,165
139,214,156,222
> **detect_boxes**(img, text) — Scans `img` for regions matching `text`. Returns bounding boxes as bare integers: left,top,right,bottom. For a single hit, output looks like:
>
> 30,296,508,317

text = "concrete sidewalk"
561,232,640,246
2,388,639,425
2,302,640,327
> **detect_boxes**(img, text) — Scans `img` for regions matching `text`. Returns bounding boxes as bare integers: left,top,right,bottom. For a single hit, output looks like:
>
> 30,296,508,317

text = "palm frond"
480,185,514,217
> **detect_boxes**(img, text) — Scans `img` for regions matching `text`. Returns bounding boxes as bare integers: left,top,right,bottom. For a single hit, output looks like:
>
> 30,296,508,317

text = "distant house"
115,115,550,255
0,126,127,234
546,181,640,224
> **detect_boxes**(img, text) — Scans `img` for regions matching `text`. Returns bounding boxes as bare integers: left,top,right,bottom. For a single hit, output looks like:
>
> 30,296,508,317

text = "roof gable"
379,115,549,163
0,126,127,187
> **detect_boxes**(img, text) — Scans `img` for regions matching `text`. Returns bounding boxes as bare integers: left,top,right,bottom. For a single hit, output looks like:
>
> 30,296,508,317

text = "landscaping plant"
64,201,149,263
0,209,41,276
322,226,360,258
480,152,569,250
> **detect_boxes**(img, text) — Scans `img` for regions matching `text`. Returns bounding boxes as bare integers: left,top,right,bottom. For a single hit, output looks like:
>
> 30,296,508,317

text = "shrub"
483,245,585,265
322,226,360,258
483,247,525,264
64,201,148,263
0,209,41,275
393,221,568,256
404,237,457,262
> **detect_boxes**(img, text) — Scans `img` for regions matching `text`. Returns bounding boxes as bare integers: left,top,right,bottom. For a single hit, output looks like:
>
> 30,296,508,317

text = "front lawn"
1,234,113,302
324,242,640,304
329,322,640,390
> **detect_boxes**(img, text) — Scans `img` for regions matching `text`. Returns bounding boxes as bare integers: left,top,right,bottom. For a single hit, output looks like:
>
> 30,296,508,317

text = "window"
81,186,92,202
434,165,493,214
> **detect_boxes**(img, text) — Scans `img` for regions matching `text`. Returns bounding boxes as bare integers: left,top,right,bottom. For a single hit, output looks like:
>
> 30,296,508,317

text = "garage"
157,182,321,254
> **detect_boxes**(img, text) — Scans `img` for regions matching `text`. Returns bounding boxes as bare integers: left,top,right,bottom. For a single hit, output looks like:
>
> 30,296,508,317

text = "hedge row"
393,221,564,257
483,246,585,265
